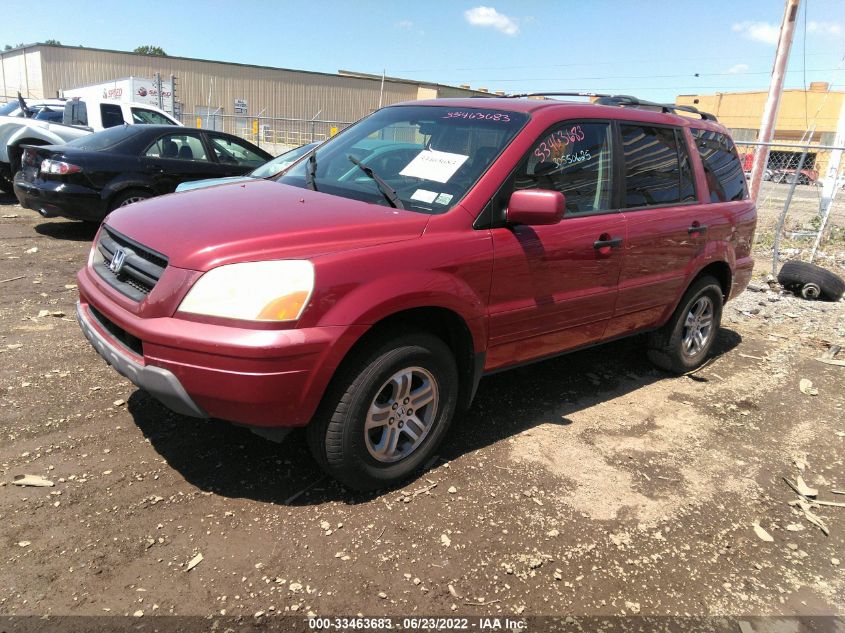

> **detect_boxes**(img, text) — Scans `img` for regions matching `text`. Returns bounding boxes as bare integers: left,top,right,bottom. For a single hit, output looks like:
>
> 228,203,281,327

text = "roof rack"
500,91,629,100
594,95,718,121
491,92,718,122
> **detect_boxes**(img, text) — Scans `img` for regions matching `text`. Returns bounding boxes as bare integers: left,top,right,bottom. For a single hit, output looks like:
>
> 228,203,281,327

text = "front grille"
93,226,168,301
89,305,143,357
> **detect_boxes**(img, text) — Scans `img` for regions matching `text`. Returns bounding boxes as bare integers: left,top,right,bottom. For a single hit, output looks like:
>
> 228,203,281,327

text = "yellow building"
676,82,843,176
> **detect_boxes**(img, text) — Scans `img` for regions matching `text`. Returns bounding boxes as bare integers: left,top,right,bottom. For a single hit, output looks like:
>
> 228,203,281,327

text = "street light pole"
749,0,801,202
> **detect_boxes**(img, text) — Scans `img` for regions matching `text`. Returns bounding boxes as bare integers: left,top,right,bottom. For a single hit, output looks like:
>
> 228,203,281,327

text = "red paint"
77,97,757,430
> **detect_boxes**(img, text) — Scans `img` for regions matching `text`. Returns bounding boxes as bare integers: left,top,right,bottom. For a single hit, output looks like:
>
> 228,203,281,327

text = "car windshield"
66,125,147,151
250,142,318,179
278,105,528,213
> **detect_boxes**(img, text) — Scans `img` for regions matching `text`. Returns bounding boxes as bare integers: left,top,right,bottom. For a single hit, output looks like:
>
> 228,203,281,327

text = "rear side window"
691,129,748,202
100,103,124,128
515,121,614,214
146,134,209,161
621,125,696,208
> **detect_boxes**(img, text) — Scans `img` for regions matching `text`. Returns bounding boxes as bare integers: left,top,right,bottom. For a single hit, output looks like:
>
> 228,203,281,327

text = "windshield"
66,125,146,151
278,105,528,213
251,142,319,179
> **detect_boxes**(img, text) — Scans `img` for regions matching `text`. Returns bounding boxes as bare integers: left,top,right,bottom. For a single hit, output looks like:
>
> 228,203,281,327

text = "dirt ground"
1,187,844,626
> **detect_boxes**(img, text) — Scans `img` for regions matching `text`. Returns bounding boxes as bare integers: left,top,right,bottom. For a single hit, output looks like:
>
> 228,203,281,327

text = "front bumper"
14,178,105,222
77,265,367,427
77,301,208,418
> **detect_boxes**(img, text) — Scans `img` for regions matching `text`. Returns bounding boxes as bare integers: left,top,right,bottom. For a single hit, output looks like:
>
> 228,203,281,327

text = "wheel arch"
327,306,484,413
694,260,732,302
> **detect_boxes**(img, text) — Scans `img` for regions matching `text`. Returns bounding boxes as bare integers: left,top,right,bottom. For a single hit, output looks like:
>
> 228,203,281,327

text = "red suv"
76,95,756,490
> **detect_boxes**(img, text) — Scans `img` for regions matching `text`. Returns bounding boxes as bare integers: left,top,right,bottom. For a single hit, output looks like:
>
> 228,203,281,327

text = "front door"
142,131,227,193
486,120,626,370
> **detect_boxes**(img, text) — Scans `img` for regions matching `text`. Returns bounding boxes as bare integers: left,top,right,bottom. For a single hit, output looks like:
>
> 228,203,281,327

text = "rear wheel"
306,331,458,491
109,189,151,211
647,275,723,374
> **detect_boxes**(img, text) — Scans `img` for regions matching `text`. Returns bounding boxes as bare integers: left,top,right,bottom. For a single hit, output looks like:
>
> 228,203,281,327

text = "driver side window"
514,121,614,215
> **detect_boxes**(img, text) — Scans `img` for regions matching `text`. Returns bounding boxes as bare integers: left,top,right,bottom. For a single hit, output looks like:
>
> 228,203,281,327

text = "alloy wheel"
682,296,714,357
364,366,439,463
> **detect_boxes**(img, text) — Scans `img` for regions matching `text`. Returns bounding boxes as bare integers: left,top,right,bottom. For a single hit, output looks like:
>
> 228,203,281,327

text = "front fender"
315,270,488,352
1,123,62,159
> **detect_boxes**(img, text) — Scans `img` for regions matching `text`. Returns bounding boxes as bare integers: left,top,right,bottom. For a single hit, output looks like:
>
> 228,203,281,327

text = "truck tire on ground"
307,331,458,491
777,260,845,302
647,275,724,374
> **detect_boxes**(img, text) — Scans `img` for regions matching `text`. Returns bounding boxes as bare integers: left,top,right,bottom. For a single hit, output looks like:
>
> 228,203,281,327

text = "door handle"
688,223,708,235
593,237,623,249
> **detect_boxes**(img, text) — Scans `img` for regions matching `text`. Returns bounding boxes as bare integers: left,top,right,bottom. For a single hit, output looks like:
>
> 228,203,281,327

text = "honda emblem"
109,247,127,274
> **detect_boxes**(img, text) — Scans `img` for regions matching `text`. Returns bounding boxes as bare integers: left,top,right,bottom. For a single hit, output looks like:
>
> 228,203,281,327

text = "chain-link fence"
734,140,845,273
180,112,354,154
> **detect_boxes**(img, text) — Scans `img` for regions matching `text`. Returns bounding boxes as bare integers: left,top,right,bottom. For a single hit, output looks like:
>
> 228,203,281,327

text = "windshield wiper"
347,155,404,209
305,151,318,191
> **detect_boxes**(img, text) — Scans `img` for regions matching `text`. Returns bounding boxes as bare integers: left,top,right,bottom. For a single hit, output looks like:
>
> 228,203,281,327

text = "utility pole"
749,0,801,201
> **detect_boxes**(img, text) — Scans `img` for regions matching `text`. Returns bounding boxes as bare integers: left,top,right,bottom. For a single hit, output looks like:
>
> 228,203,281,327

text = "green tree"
133,45,167,56
43,39,61,45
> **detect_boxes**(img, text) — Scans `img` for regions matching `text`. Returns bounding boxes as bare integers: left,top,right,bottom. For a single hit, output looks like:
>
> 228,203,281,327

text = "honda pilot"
76,95,756,490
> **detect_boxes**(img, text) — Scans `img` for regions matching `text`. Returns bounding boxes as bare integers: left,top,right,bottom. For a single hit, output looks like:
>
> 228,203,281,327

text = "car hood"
175,175,253,193
104,180,431,271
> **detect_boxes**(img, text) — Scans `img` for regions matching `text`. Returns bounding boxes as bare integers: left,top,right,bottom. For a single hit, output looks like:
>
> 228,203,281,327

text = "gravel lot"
1,189,844,623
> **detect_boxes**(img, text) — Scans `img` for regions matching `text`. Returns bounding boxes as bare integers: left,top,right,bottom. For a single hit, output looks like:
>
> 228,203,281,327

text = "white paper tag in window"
411,189,438,203
400,149,469,183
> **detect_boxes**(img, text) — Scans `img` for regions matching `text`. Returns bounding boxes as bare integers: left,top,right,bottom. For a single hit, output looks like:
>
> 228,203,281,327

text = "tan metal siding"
37,46,420,123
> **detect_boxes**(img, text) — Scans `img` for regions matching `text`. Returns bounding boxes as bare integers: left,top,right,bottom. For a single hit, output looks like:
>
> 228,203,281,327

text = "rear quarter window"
691,129,748,202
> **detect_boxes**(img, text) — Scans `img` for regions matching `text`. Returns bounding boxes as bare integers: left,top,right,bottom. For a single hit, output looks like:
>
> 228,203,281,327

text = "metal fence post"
770,148,809,276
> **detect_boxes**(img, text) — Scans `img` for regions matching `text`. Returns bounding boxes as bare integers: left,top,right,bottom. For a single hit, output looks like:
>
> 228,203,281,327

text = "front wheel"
307,331,458,491
647,276,723,374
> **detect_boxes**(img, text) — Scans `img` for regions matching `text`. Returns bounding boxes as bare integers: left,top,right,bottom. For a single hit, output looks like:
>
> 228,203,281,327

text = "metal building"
0,43,488,147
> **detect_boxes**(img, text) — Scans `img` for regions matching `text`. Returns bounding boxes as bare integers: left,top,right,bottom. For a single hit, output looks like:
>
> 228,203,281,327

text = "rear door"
140,131,228,193
486,120,627,370
606,123,707,338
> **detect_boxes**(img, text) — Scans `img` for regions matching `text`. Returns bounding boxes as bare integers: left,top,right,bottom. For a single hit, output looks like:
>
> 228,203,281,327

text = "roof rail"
493,92,718,122
501,91,634,100
594,95,718,122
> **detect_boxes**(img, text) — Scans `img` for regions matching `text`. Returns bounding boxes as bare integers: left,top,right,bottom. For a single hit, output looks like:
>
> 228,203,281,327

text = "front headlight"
178,260,314,322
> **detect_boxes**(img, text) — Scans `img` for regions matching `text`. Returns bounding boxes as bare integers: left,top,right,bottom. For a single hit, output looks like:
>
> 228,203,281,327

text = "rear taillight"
40,159,82,175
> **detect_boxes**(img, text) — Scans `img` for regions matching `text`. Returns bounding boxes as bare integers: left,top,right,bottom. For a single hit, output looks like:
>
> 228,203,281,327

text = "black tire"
0,174,13,195
109,189,152,212
306,331,459,491
778,261,845,302
647,275,723,374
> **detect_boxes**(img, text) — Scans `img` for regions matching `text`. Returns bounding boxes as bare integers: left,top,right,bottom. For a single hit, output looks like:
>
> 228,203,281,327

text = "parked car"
175,141,320,192
0,97,67,119
770,168,818,186
13,125,271,222
0,95,180,193
75,96,756,491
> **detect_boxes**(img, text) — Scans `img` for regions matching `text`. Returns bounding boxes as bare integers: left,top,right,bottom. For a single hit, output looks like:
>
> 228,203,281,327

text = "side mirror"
506,189,565,226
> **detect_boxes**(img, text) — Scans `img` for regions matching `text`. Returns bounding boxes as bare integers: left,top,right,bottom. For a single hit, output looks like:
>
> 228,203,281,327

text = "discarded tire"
777,261,845,301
